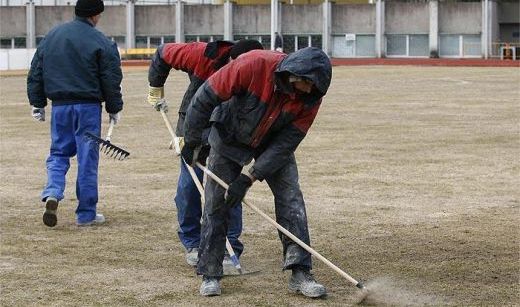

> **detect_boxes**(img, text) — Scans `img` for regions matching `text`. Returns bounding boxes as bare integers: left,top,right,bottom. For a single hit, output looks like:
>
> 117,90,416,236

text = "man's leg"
41,105,76,203
174,160,203,249
197,149,242,278
265,154,326,298
226,203,244,258
74,103,101,224
265,154,311,270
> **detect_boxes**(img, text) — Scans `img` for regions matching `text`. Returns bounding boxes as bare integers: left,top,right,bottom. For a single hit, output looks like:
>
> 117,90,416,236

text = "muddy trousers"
197,149,312,277
174,158,244,257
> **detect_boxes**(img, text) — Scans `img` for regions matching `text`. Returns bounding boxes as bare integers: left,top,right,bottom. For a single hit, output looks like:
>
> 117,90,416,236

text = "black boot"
288,268,327,298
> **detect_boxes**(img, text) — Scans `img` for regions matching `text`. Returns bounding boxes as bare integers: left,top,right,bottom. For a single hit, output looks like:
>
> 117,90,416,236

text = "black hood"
274,47,332,96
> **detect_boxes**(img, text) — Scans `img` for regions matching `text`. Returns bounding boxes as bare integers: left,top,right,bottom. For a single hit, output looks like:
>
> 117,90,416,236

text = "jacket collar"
75,16,95,27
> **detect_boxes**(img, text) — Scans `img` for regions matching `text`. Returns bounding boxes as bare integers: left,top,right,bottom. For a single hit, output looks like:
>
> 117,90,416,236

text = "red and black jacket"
148,41,234,136
184,48,332,180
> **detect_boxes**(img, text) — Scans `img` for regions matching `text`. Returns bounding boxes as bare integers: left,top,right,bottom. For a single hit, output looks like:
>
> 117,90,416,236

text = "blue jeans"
174,158,244,257
41,103,101,224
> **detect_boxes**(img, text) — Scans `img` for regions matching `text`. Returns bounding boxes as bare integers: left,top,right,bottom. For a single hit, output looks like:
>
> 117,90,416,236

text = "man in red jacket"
147,40,263,268
182,47,332,298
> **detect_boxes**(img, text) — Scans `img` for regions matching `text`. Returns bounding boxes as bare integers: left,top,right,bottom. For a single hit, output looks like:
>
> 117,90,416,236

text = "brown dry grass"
1,66,519,306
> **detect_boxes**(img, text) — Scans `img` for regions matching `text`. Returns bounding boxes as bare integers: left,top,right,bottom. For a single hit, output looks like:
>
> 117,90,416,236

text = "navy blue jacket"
27,17,123,114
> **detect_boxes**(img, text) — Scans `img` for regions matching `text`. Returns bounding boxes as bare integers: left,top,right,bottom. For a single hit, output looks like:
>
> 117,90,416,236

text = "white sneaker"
77,213,105,227
186,248,199,266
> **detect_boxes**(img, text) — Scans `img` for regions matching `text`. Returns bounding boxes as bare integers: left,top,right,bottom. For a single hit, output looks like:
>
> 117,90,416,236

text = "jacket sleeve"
99,41,123,114
27,45,47,108
184,59,254,145
148,43,204,87
249,100,321,181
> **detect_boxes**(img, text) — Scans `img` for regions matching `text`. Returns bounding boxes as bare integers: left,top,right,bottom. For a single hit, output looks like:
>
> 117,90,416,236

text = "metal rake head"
84,132,130,160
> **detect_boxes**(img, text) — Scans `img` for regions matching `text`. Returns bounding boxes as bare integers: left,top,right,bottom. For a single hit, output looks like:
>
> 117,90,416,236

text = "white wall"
0,48,36,70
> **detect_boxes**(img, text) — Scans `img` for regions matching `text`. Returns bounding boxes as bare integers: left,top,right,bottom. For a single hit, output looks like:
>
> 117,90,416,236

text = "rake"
85,118,130,160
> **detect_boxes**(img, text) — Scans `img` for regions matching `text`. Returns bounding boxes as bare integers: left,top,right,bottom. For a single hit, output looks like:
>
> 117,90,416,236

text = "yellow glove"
147,86,168,112
169,137,184,156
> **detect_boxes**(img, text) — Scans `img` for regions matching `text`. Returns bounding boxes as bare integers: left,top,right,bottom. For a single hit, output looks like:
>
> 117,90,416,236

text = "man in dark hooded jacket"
182,47,332,297
147,39,263,267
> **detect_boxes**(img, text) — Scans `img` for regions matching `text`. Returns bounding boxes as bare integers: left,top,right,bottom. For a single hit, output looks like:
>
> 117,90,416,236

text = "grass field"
1,66,519,306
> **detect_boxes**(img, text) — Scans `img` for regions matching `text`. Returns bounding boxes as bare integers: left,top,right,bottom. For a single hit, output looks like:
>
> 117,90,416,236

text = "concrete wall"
97,6,126,37
439,2,481,34
185,5,223,35
498,2,520,23
0,6,26,37
331,4,375,34
136,5,176,36
281,4,321,34
35,6,74,36
233,5,270,34
385,1,428,34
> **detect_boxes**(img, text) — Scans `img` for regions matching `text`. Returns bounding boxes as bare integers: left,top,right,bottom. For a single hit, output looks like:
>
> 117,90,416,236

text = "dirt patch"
1,66,519,306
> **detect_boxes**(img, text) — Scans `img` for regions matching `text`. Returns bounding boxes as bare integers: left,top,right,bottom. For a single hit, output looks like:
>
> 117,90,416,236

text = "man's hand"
31,107,45,122
181,142,199,166
109,112,121,125
225,174,253,207
147,86,167,112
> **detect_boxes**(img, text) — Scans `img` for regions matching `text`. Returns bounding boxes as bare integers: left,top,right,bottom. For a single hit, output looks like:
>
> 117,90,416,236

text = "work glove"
169,137,185,155
180,141,200,166
147,86,168,112
225,174,253,207
109,112,121,125
31,107,45,122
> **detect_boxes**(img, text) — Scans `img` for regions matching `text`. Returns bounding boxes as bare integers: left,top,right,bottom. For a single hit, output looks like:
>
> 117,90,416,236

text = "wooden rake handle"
195,161,364,289
105,117,116,142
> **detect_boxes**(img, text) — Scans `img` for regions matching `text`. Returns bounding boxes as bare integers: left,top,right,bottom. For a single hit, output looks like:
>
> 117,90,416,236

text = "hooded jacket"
27,17,123,114
148,41,234,136
184,47,332,180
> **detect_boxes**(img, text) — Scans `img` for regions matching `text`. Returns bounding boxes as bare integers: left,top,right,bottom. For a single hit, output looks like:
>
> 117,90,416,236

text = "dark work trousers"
174,157,244,257
197,149,312,277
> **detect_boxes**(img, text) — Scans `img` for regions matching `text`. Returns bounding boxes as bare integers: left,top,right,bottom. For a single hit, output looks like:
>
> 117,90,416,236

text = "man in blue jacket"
27,0,123,227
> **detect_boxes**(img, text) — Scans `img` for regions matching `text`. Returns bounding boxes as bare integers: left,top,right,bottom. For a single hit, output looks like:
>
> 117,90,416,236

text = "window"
260,35,271,50
297,36,309,50
150,37,162,47
386,34,407,56
462,35,481,57
409,35,429,57
185,35,198,43
356,35,375,57
440,35,460,57
14,37,26,48
163,36,175,43
310,35,322,49
282,35,295,53
0,38,12,49
440,34,481,57
135,36,148,48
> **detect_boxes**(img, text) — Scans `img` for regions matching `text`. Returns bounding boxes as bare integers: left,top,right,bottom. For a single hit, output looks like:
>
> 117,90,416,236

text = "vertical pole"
270,0,279,50
322,0,331,56
429,0,439,58
176,0,185,43
375,0,385,58
26,0,36,48
224,0,233,41
482,0,489,59
126,0,135,49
